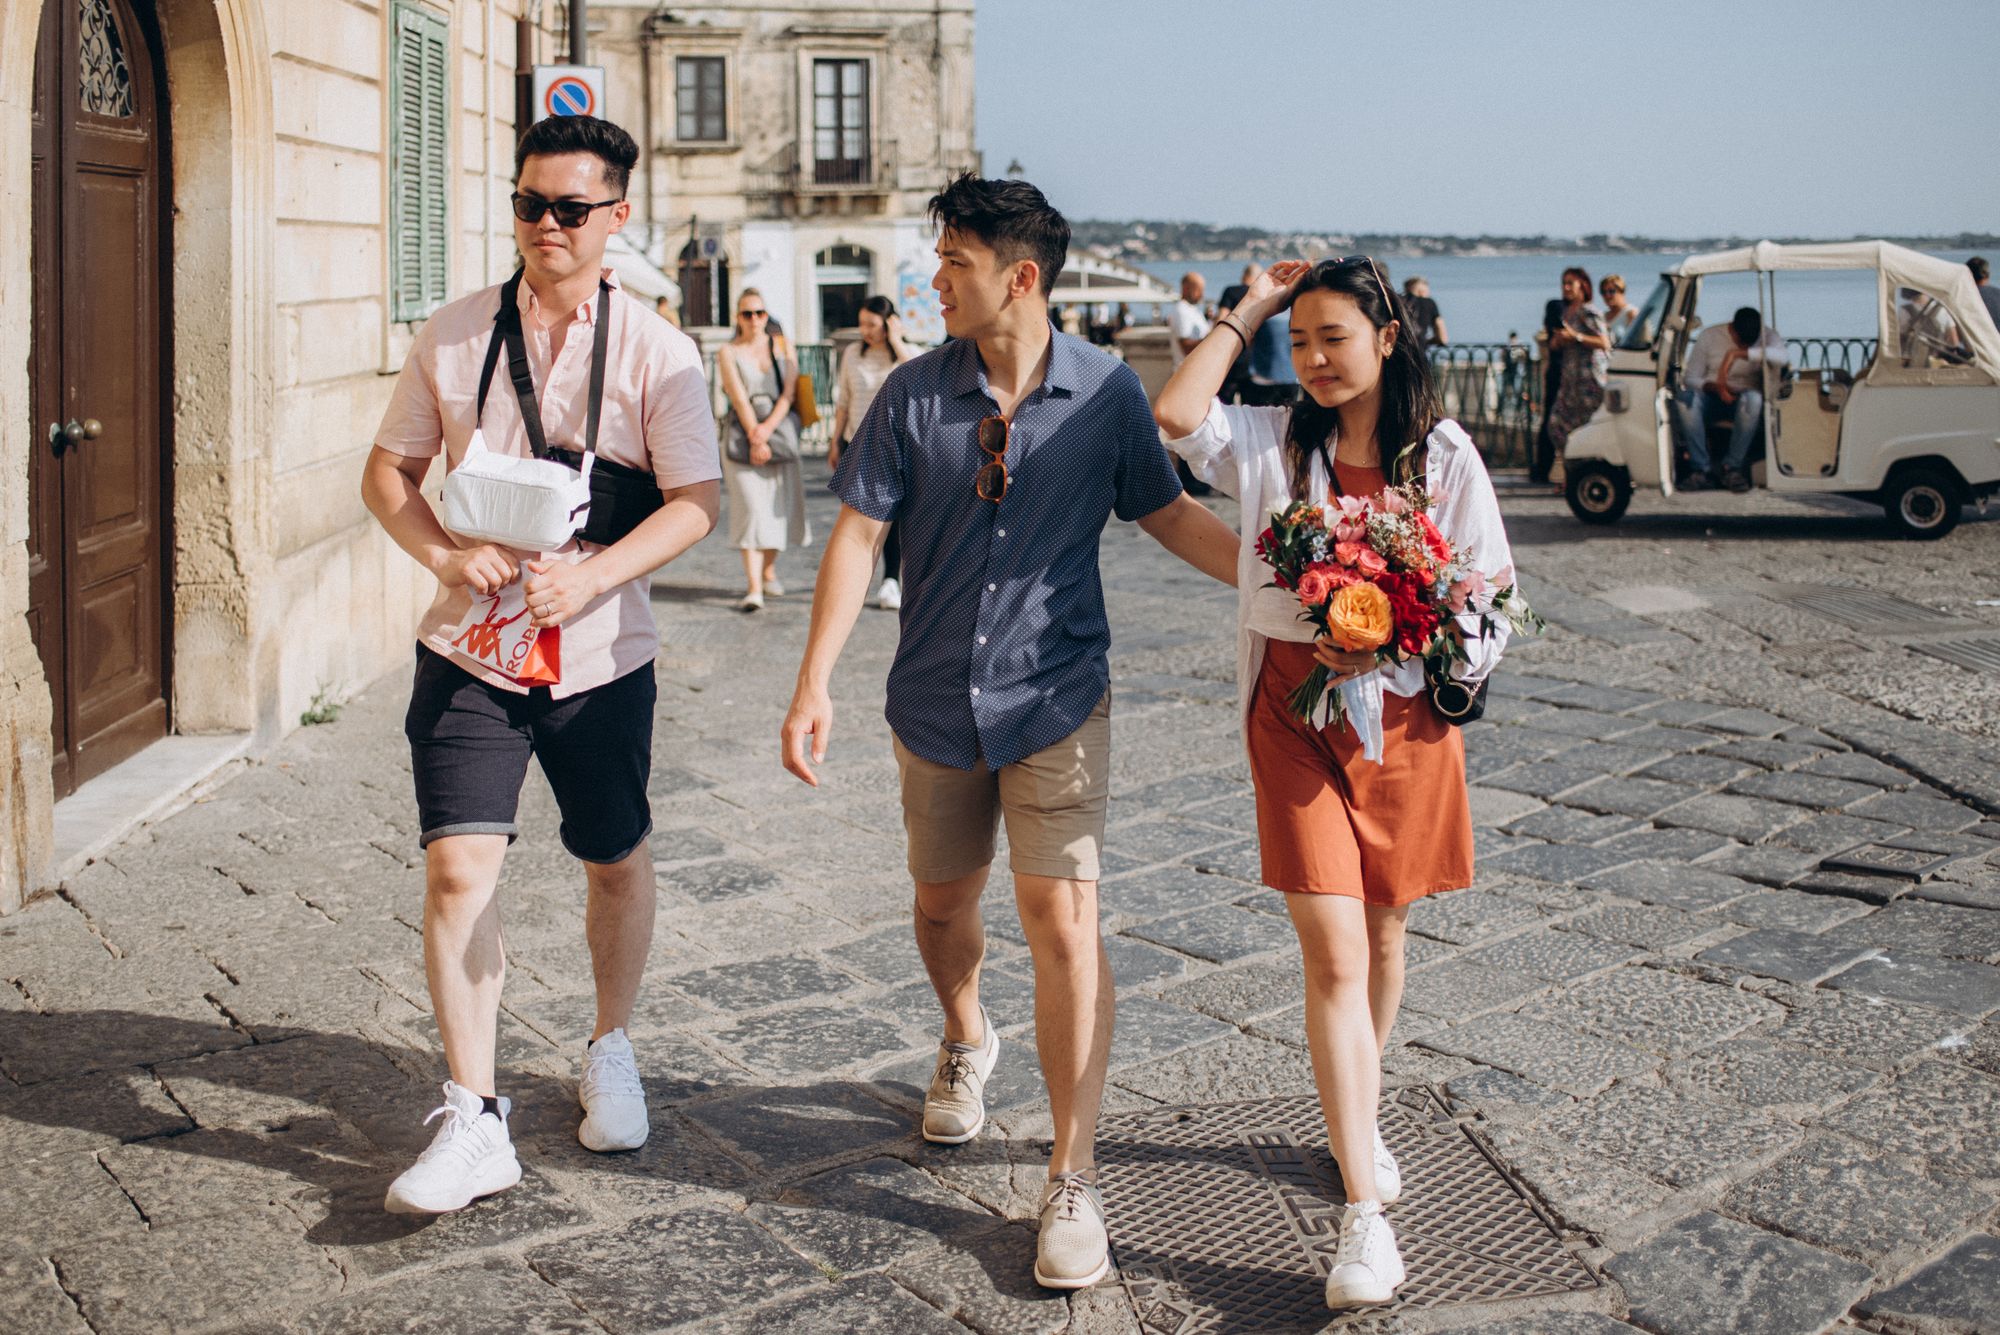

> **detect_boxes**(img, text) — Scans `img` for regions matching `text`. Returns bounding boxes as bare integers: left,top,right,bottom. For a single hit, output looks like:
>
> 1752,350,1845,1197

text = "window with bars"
389,1,450,322
812,59,870,184
676,56,726,142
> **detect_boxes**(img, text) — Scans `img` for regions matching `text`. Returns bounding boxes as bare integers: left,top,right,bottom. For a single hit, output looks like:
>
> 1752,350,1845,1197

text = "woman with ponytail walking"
1154,258,1518,1310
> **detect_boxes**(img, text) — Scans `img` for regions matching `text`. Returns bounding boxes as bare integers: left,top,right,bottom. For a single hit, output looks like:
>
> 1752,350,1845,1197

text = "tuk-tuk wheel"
1883,464,1962,540
1565,462,1631,524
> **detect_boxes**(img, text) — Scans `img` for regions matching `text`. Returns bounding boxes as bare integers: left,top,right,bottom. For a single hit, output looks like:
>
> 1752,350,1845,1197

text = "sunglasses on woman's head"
1320,255,1396,316
510,192,621,229
974,415,1009,503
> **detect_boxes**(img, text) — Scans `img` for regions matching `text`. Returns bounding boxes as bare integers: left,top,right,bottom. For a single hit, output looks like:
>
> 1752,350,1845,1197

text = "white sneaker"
383,1081,522,1214
738,591,764,612
1035,1172,1112,1289
764,576,786,597
578,1028,649,1152
1324,1200,1406,1308
1374,1125,1402,1204
921,1006,998,1144
876,577,902,610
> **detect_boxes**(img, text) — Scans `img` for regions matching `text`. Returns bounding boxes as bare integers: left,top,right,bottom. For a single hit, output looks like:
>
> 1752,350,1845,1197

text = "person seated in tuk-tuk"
1897,288,1968,366
1671,306,1787,493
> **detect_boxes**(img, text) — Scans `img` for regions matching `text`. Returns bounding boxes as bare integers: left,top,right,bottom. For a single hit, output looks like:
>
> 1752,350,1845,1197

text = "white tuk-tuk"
1561,241,2000,538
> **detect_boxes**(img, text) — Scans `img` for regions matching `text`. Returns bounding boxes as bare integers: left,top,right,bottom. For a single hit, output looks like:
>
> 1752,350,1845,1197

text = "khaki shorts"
894,691,1111,883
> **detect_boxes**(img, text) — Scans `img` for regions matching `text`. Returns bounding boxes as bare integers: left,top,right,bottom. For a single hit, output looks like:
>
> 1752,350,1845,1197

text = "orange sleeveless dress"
1246,460,1473,903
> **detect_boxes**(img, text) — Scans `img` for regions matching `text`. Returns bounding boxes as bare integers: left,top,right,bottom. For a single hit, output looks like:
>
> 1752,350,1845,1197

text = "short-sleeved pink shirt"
374,269,721,698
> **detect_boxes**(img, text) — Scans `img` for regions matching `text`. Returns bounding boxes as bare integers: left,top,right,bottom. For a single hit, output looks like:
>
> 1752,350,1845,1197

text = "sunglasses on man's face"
975,415,1009,503
511,192,621,229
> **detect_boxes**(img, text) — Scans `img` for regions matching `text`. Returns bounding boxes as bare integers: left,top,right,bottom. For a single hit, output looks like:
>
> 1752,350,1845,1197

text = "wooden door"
27,0,171,797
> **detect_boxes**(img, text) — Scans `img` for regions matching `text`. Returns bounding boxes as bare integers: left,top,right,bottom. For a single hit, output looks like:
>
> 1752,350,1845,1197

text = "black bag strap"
475,269,612,461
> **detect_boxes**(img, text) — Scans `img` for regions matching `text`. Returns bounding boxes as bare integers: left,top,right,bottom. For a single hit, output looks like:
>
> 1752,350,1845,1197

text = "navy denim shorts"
404,646,655,864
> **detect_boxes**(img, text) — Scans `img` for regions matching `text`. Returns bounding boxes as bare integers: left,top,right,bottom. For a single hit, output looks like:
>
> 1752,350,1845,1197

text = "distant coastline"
1073,219,2000,264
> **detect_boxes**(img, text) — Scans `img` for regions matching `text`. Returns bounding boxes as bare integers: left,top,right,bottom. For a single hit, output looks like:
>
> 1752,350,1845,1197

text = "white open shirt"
1161,401,1518,750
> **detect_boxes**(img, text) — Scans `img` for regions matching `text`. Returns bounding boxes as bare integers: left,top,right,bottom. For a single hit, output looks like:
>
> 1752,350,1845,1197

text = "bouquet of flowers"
1254,482,1540,725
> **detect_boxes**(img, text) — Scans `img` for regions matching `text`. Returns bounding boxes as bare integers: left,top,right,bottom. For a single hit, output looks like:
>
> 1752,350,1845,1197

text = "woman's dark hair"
514,115,639,198
857,295,905,362
1283,259,1442,498
927,172,1069,296
1562,265,1593,294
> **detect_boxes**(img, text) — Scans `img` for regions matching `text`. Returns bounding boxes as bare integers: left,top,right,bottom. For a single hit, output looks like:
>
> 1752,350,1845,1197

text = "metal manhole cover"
1769,584,1969,633
1098,1087,1597,1332
1909,634,2000,676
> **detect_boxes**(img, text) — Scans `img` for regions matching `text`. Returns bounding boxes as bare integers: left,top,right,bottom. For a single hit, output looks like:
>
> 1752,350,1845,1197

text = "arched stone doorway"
0,0,273,903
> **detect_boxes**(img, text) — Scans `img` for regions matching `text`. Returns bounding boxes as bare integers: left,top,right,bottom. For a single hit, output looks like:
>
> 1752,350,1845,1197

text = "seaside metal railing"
1787,337,1877,375
1428,344,1542,470
708,336,1876,470
1430,336,1876,472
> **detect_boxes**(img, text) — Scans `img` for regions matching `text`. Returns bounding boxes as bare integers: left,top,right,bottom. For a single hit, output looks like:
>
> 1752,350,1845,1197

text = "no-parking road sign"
532,65,605,122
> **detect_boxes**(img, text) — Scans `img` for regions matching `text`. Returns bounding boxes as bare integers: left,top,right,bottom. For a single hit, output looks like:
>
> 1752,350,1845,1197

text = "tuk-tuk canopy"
1672,240,2000,380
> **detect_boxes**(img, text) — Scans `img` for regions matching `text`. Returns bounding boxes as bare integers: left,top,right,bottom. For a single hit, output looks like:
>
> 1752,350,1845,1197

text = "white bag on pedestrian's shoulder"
440,429,593,552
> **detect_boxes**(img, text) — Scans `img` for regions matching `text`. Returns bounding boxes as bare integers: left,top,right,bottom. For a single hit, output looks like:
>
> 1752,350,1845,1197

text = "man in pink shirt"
361,116,720,1214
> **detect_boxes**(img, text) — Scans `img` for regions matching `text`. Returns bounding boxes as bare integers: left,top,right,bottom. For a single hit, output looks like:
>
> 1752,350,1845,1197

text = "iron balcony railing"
744,140,899,197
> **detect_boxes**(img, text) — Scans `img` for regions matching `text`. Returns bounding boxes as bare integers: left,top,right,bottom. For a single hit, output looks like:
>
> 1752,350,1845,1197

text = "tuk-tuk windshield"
1622,279,1673,350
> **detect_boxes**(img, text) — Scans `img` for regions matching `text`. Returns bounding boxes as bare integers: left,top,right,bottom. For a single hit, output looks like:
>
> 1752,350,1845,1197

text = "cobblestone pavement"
4,472,1999,1334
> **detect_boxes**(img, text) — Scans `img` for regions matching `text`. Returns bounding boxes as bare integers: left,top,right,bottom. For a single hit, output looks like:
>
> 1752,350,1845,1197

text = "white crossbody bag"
439,271,605,552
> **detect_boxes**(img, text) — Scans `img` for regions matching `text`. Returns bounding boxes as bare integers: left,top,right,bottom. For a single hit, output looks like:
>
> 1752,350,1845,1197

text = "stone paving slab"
1605,1211,1872,1335
1853,1233,2000,1335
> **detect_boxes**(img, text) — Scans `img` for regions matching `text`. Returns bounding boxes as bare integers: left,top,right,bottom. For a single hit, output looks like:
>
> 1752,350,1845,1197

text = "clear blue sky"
973,0,1999,237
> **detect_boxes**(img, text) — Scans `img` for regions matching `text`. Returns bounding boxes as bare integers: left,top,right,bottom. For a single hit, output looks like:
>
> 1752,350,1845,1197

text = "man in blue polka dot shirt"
782,173,1240,1290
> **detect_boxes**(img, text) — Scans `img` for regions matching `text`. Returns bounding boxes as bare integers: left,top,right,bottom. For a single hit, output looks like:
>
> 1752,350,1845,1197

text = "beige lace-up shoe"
1035,1172,1111,1289
921,1005,998,1144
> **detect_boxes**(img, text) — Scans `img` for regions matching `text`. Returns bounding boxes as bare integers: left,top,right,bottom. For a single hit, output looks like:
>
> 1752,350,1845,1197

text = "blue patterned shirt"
831,329,1183,770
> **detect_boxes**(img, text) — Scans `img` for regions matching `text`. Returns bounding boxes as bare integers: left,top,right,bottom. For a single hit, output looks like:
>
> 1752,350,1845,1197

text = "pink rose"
1336,542,1389,577
1295,564,1337,606
1334,520,1367,544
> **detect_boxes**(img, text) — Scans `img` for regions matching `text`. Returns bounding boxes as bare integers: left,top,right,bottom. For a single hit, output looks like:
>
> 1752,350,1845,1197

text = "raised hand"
1241,260,1312,320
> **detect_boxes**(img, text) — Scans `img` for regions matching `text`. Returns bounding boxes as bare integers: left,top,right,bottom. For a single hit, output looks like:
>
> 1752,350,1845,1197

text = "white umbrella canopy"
1048,254,1179,308
1673,240,1998,378
603,232,682,307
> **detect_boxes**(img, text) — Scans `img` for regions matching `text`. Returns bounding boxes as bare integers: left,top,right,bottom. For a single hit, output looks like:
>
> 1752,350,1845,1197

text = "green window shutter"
391,2,450,322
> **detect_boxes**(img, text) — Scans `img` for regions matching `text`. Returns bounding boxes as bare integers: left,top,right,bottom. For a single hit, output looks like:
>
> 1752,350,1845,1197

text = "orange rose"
1325,582,1393,652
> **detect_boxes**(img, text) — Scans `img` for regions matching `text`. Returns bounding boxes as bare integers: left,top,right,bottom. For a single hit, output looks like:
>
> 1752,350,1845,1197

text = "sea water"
1138,250,1987,346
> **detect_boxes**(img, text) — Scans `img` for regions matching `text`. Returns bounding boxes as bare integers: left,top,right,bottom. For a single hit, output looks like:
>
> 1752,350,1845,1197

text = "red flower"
1415,511,1454,565
1377,571,1441,657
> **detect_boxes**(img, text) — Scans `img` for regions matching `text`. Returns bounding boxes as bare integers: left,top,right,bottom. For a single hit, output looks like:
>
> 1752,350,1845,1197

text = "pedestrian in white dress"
717,288,810,610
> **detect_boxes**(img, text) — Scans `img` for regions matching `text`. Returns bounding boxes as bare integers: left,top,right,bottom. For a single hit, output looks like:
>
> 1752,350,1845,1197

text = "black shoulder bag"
476,271,666,547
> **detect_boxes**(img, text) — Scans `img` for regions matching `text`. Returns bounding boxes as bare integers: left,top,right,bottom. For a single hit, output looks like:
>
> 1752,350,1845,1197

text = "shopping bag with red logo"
445,581,561,686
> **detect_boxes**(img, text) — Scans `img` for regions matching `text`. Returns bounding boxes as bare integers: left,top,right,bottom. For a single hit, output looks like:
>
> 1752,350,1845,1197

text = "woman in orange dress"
1155,258,1518,1310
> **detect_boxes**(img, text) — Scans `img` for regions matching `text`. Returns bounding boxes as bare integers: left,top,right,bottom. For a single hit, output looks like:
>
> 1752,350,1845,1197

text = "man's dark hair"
514,116,639,199
1971,257,1991,284
927,172,1069,296
1731,306,1763,345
